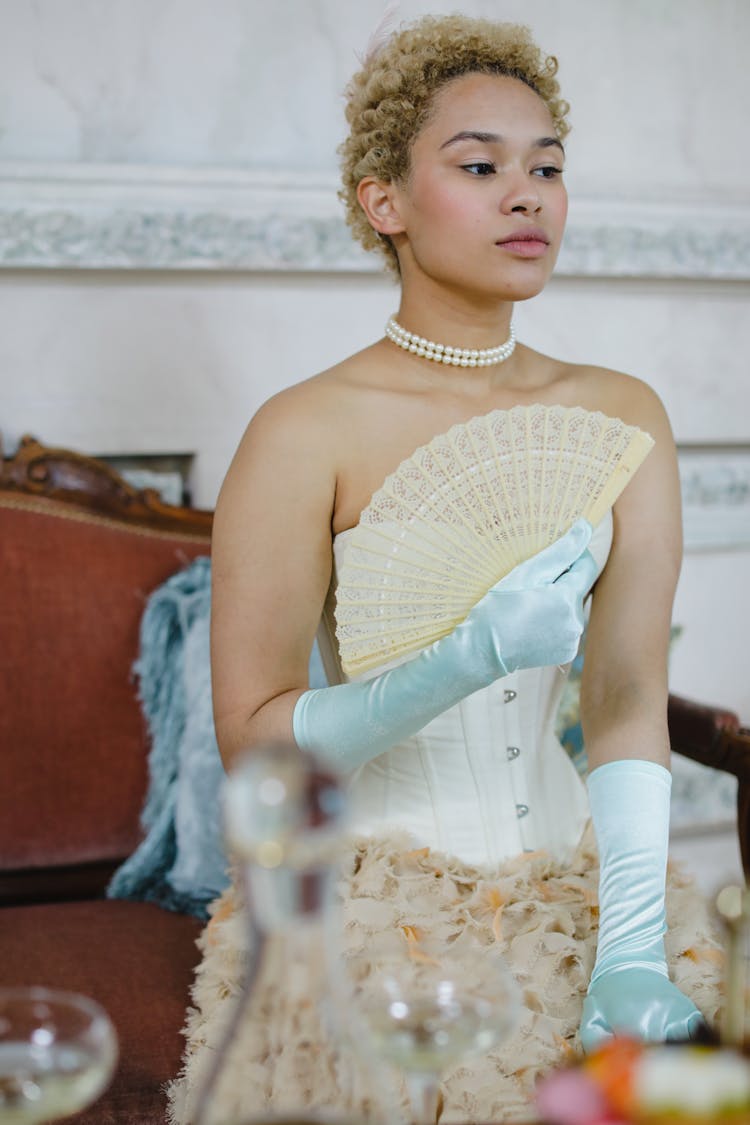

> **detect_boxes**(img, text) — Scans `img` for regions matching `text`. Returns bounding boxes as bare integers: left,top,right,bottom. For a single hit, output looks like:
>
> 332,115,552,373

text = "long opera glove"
580,759,706,1050
293,518,597,771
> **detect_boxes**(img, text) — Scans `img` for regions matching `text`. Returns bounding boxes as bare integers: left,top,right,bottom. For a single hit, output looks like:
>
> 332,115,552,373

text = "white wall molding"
2,162,749,278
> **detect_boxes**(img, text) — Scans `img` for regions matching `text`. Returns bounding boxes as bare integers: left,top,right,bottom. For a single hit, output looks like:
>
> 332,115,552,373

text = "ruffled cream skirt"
168,826,724,1125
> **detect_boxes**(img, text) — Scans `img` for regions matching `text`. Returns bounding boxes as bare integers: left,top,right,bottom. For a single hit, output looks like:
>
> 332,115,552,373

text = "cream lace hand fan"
335,404,654,675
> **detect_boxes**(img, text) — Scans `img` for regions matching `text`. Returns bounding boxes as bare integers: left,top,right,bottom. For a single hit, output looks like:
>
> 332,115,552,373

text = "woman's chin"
454,260,558,304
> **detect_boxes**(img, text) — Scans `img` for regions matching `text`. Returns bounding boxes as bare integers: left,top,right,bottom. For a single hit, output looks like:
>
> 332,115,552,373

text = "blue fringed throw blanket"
108,557,229,919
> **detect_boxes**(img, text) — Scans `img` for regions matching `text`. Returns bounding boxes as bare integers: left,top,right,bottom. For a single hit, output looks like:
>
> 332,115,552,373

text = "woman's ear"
356,177,405,237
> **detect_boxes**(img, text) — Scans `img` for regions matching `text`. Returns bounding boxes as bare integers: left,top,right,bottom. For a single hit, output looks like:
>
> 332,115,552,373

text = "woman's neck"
394,286,514,355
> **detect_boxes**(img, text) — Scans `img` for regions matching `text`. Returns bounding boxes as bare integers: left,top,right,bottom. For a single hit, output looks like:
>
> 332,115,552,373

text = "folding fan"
335,404,654,675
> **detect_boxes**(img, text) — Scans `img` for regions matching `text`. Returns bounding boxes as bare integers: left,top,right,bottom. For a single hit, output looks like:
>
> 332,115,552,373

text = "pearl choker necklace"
385,316,516,367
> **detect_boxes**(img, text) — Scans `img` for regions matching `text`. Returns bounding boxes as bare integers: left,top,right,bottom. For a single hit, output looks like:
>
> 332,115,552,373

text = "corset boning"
316,512,613,867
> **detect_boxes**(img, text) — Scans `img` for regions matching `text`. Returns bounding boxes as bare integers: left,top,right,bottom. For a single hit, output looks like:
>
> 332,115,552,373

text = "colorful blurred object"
536,1038,750,1124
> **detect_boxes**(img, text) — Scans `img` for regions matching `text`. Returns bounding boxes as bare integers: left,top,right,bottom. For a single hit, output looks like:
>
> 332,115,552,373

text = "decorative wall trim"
2,162,749,277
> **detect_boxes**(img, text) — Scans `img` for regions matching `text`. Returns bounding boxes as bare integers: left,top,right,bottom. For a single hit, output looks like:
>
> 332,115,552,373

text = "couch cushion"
0,497,210,886
0,899,202,1125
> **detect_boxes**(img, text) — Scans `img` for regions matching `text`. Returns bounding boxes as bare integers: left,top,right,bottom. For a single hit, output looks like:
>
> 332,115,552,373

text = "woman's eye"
462,161,495,176
533,165,563,179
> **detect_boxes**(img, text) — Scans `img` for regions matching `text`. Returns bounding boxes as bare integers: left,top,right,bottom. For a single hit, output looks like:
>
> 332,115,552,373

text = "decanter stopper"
223,739,346,928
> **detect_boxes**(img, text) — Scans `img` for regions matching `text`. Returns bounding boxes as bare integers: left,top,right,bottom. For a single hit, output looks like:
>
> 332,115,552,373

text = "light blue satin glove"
294,518,597,771
581,760,706,1051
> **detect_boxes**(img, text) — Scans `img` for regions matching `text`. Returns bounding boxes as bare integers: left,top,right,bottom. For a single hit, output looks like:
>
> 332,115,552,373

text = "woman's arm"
581,377,682,769
578,377,703,1048
210,386,338,769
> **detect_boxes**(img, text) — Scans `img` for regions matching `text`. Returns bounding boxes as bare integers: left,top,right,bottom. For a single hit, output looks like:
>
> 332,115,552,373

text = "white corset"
316,513,613,868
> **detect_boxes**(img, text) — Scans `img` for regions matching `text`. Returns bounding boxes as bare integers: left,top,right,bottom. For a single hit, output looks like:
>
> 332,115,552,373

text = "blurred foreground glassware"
191,740,347,1125
716,883,750,1045
331,932,519,1125
0,987,117,1124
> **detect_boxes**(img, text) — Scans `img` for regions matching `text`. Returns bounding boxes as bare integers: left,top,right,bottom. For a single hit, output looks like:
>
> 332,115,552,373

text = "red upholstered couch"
0,437,212,1125
1,435,749,1124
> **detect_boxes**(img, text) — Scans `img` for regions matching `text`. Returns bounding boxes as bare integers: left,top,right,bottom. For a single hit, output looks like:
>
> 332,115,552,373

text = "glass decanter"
191,740,347,1125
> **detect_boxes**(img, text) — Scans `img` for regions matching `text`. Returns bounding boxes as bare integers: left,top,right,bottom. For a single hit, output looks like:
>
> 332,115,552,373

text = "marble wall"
2,0,747,199
1,0,749,735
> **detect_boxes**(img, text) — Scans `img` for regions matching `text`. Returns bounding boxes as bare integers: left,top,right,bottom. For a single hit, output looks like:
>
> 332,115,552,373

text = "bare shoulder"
556,360,674,443
214,349,390,547
565,359,680,553
220,352,370,487
237,370,342,461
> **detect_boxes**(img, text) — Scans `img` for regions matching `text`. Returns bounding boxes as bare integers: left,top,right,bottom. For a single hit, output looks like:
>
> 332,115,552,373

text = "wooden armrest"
669,692,750,879
668,692,750,779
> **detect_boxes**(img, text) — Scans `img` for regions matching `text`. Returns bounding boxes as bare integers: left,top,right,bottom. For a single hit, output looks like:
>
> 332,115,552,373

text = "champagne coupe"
333,933,519,1125
0,988,118,1124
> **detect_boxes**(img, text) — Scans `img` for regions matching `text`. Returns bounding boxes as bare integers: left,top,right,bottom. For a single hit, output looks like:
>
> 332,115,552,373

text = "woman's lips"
496,236,550,258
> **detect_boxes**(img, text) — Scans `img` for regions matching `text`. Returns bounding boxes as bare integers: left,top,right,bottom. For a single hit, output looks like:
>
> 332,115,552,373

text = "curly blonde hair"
339,14,569,274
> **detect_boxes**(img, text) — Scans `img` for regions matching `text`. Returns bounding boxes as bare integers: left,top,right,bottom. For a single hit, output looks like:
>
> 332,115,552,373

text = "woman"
170,15,721,1123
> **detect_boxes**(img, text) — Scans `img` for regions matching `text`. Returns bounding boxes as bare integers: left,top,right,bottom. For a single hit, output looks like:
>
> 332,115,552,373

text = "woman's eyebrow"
440,130,565,156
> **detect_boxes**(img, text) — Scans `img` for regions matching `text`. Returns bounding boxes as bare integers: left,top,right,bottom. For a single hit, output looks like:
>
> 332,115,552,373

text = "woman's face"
390,72,568,303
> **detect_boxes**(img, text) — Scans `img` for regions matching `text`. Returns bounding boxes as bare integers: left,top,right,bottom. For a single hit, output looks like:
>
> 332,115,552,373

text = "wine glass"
0,987,118,1124
331,931,519,1125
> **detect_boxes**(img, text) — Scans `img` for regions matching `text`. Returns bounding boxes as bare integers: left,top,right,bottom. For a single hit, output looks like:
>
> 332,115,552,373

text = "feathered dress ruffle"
167,825,723,1125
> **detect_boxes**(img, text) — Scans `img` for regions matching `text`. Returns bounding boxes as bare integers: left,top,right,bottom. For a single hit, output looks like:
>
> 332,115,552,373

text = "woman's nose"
510,194,542,214
500,178,542,215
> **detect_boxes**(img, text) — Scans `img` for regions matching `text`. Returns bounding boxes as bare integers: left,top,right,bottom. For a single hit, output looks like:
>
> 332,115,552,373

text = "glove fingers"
579,996,613,1053
553,549,598,601
666,1009,708,1043
583,972,706,1048
687,1013,709,1041
509,518,593,588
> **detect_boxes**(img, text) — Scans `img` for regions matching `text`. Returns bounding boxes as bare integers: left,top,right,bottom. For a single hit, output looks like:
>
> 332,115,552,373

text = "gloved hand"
582,968,705,1045
580,759,706,1051
294,518,597,771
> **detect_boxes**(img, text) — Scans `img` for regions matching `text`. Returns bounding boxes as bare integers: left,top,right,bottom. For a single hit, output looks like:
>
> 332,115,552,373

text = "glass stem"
404,1070,440,1124
191,870,268,1125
